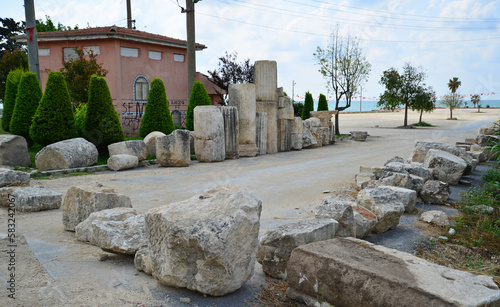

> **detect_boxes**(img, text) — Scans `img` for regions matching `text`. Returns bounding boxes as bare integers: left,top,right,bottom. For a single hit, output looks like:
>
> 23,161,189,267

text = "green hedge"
30,71,77,145
139,77,175,138
302,91,314,120
2,68,24,131
185,81,211,131
10,72,42,142
317,93,328,111
84,74,124,153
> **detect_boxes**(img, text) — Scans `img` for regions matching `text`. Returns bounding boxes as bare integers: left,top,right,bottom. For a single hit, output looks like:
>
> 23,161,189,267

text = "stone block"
315,195,355,237
143,131,166,157
302,125,318,149
257,218,337,279
479,124,500,135
421,210,449,227
291,117,303,134
228,84,257,156
350,131,368,141
420,180,450,205
357,187,406,233
108,140,148,161
286,238,500,307
277,119,292,152
423,149,467,185
156,130,191,167
0,169,30,188
107,154,138,171
221,106,239,159
254,60,278,102
92,215,147,254
134,246,152,274
352,205,377,238
256,101,278,154
359,166,384,179
277,96,294,120
309,110,337,128
0,135,31,166
411,141,475,175
379,171,413,190
194,106,225,162
379,185,417,213
355,173,376,191
11,187,62,212
36,137,98,171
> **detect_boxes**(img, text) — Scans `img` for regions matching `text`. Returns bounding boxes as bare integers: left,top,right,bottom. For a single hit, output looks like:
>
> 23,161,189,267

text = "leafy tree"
0,18,24,58
10,72,42,142
442,93,464,119
1,68,24,131
411,87,436,124
207,51,254,105
302,92,314,120
317,93,328,111
447,77,461,94
471,94,481,112
30,71,77,145
139,77,175,138
185,81,211,131
60,47,107,107
293,102,304,117
377,63,434,127
314,26,371,134
84,75,124,153
36,15,78,32
0,49,28,100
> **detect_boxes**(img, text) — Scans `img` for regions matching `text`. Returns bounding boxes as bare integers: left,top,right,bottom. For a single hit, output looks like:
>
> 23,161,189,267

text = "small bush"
74,103,87,137
30,71,77,145
317,93,328,111
139,77,175,138
482,168,500,183
301,92,314,120
293,102,304,117
10,72,42,142
412,121,434,127
185,81,211,131
84,74,124,153
2,68,24,131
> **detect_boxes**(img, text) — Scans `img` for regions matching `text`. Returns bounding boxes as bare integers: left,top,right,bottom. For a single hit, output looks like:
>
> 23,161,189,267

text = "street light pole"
184,0,200,100
24,0,40,82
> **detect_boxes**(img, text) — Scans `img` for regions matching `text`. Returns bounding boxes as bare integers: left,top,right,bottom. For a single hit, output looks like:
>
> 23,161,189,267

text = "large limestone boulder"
355,173,376,191
380,186,417,213
350,131,368,141
11,187,62,212
352,205,378,238
314,195,355,237
144,184,261,296
291,117,303,150
379,171,413,190
286,238,500,307
479,124,500,135
0,169,30,187
420,180,451,205
476,134,499,146
108,140,148,161
143,131,166,157
156,130,191,167
0,135,31,166
62,181,132,231
423,149,467,185
35,138,98,171
357,187,406,233
194,106,225,162
411,141,475,175
92,215,147,254
75,207,138,244
134,246,152,274
107,154,138,171
302,124,318,149
257,218,337,279
359,166,384,179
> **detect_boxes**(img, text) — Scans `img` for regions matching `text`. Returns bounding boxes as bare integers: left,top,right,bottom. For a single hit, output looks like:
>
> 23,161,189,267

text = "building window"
174,53,185,62
84,46,100,55
149,50,161,60
63,47,78,61
121,47,139,57
172,110,181,127
39,48,50,56
134,75,149,101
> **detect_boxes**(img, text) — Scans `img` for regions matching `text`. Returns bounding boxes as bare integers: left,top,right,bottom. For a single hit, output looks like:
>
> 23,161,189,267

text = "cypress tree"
302,91,314,120
10,72,42,142
84,74,124,153
317,93,329,111
2,68,24,131
185,81,211,131
139,77,175,138
30,71,77,145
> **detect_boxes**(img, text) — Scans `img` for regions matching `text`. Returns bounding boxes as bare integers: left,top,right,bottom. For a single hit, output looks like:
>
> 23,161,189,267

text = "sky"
2,0,500,102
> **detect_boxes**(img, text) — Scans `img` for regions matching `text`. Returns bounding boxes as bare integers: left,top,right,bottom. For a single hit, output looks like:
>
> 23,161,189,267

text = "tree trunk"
450,108,453,119
404,104,408,126
334,112,340,135
419,109,423,123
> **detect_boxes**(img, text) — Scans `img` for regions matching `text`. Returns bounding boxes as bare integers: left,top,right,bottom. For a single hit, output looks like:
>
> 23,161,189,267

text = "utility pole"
24,0,40,82
291,80,296,103
126,0,135,29
184,0,200,100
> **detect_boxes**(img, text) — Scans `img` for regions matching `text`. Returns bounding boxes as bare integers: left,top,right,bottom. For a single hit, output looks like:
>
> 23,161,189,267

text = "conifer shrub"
302,91,314,120
10,72,42,142
84,74,124,153
139,77,175,138
317,93,329,111
74,103,87,137
2,68,24,131
185,81,211,131
30,71,77,146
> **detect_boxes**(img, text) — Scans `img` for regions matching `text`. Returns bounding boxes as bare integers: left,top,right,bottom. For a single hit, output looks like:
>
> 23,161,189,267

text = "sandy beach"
1,108,499,306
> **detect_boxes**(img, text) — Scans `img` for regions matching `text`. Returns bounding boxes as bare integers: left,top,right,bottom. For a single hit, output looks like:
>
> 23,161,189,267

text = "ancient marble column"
254,60,278,102
228,84,258,157
194,106,225,162
221,106,239,159
256,112,268,155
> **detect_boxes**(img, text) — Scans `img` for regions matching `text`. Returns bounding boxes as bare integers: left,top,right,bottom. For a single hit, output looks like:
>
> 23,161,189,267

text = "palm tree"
447,77,461,94
471,94,481,112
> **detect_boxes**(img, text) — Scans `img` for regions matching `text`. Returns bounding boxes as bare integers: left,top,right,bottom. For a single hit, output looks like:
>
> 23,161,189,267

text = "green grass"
412,121,435,127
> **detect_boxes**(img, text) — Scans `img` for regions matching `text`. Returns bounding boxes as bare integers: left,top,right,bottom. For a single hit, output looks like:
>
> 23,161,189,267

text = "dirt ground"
1,108,499,306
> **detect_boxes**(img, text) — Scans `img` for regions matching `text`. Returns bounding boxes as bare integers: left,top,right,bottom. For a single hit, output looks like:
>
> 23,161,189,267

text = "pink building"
16,26,225,135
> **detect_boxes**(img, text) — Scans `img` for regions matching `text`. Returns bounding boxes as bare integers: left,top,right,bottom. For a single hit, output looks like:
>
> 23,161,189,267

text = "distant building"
15,26,225,135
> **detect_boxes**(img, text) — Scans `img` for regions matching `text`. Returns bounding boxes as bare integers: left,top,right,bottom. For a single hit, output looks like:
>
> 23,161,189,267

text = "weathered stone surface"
421,210,449,226
188,130,195,155
403,162,433,182
410,174,425,193
107,154,138,171
286,238,500,307
108,140,148,161
256,112,267,155
361,179,381,190
420,180,450,205
379,171,413,190
221,106,239,159
256,101,278,154
315,196,355,237
156,130,191,167
144,184,262,296
411,141,476,174
479,124,500,136
309,111,337,128
277,119,292,152
357,187,406,233
0,169,30,187
350,131,368,141
92,215,147,254
11,187,62,212
352,205,378,238
257,218,337,279
302,124,318,148
304,117,321,128
75,207,138,244
384,156,405,165
476,134,499,146
355,173,376,191
143,131,166,157
359,166,384,179
134,246,152,274
277,96,294,120
0,187,17,207
194,106,225,162
255,60,278,102
309,126,330,147
423,149,467,185
380,186,417,213
291,134,303,150
36,138,98,171
62,181,132,231
228,84,258,157
0,135,31,166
